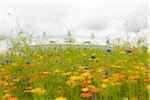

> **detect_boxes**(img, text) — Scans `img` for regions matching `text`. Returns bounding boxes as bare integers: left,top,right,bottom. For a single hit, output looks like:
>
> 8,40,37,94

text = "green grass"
0,44,149,100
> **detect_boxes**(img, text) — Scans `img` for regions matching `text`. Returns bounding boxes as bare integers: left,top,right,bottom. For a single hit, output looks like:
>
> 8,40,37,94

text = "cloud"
0,0,148,39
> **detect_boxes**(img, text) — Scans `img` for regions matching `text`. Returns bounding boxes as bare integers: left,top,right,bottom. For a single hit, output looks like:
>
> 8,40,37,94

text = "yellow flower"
146,59,150,62
102,79,109,83
36,56,44,61
82,53,87,56
73,72,79,75
81,72,92,79
78,66,85,70
55,69,60,73
133,71,139,74
66,80,77,87
3,75,9,79
119,51,126,54
96,68,104,72
2,93,11,99
114,65,122,69
13,78,20,82
12,63,18,66
88,85,95,89
145,85,150,90
30,88,46,95
112,82,121,86
63,72,72,76
101,84,107,88
0,81,8,85
24,87,33,93
82,87,89,92
70,76,81,81
133,66,140,69
54,96,67,100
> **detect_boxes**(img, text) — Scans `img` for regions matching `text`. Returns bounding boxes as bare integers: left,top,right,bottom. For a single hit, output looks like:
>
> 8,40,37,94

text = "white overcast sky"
0,0,148,38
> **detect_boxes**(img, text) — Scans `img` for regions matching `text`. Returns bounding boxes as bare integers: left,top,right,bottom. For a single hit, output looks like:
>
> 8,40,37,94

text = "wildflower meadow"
0,33,149,100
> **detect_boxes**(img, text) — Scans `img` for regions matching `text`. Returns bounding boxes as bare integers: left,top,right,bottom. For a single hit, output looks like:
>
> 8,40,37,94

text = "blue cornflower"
105,70,112,75
91,55,96,59
105,70,112,73
83,60,87,63
26,61,30,64
125,50,132,53
0,62,4,65
4,60,9,63
60,62,62,64
85,64,88,66
9,60,12,63
107,49,111,52
94,96,96,100
72,66,77,69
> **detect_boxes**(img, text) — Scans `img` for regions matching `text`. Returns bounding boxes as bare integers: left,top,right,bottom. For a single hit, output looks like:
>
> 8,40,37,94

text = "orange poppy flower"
80,92,92,98
100,75,107,79
120,71,126,75
0,68,8,71
8,96,18,100
144,79,150,83
29,74,35,77
0,81,8,85
96,54,105,57
17,76,24,79
141,69,149,73
25,63,36,67
28,79,34,83
130,76,139,80
11,86,17,89
82,81,90,87
30,63,36,66
117,74,125,80
130,80,137,83
36,57,44,61
39,76,45,79
4,86,16,91
90,88,101,93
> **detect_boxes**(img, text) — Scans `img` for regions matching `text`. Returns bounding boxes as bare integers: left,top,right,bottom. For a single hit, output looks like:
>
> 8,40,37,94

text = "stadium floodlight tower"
64,31,75,44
